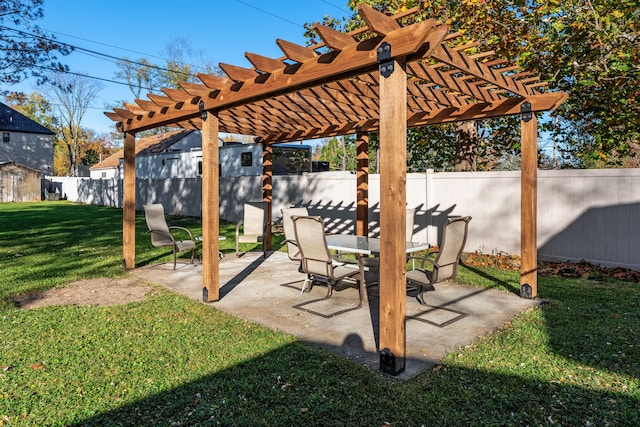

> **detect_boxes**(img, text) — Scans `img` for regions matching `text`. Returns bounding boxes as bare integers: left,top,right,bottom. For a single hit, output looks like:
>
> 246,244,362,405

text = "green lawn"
0,202,638,426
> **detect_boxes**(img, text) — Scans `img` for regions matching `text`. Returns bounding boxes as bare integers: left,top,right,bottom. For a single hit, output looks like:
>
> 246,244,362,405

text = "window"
2,132,9,143
241,152,252,167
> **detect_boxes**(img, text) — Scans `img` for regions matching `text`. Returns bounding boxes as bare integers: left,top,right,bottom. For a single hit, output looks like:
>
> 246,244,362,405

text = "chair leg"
173,248,177,270
356,259,365,308
323,282,334,299
417,287,427,305
190,248,195,265
300,275,310,294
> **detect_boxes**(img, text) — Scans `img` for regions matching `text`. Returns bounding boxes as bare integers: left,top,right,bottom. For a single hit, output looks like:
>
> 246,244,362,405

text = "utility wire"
319,0,351,13
39,27,170,63
233,0,305,28
1,25,198,78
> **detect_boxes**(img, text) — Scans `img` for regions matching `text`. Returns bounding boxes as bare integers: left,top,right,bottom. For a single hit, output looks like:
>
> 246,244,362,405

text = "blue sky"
7,0,353,135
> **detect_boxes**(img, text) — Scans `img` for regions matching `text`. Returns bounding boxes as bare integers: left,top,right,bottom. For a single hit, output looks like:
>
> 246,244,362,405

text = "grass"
1,202,638,426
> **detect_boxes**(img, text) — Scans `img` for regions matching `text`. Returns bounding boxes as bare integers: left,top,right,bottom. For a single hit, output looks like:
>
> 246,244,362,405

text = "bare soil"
14,277,155,309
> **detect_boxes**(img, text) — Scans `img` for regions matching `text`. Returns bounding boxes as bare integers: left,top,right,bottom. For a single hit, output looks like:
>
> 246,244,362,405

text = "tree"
0,0,72,86
114,57,158,100
522,0,640,168
306,0,531,171
318,136,357,171
41,73,103,176
113,37,220,100
309,0,639,169
4,91,58,130
110,38,220,137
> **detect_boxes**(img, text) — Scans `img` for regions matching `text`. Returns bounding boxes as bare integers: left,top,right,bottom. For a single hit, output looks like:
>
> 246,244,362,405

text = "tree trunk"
454,121,478,171
66,142,75,177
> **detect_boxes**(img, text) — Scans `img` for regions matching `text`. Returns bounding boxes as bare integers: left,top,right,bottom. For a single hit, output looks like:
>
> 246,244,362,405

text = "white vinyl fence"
47,168,640,271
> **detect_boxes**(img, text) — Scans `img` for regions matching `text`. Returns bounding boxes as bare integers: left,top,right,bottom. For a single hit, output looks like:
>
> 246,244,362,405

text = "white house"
90,129,313,179
90,129,202,179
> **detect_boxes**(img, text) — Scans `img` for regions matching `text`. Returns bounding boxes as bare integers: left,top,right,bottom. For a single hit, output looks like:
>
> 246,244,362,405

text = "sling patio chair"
143,203,197,270
281,206,309,263
235,201,269,257
406,216,472,305
293,215,366,308
281,206,311,292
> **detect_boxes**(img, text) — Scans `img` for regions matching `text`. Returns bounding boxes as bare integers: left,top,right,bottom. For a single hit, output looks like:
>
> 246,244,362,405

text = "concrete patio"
132,251,540,380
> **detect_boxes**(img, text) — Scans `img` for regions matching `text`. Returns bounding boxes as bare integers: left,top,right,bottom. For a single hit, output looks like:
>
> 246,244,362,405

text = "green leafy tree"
4,91,58,130
0,0,72,86
318,136,357,171
523,0,640,167
309,0,638,169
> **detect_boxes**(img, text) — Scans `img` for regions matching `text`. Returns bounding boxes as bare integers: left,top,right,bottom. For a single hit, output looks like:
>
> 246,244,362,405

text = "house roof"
0,102,54,135
0,161,44,173
90,129,196,170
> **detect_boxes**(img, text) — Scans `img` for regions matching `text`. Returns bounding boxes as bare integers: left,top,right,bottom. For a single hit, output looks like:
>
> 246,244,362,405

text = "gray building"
0,102,54,175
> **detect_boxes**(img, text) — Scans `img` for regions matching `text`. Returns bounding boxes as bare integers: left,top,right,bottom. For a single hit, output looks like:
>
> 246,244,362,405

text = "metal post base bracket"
380,347,405,376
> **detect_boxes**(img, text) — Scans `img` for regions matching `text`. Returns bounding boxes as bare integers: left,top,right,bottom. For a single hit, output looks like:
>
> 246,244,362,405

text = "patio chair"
143,203,196,270
406,216,471,305
235,201,269,257
281,207,309,262
293,215,366,308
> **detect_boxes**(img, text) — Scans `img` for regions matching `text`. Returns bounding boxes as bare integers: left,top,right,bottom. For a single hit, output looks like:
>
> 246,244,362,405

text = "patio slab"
132,251,540,380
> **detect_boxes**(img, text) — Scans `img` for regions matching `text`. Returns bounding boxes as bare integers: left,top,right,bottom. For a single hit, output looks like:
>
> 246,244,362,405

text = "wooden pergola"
106,4,566,375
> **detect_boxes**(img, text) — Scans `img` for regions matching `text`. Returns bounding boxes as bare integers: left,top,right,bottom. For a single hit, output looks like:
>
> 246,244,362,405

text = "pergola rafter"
108,4,566,376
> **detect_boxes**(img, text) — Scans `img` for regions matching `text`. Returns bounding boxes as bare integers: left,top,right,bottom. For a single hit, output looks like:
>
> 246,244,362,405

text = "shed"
0,162,42,202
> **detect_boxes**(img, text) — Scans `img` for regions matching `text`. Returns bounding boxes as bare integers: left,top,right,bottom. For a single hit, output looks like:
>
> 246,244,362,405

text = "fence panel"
47,168,640,271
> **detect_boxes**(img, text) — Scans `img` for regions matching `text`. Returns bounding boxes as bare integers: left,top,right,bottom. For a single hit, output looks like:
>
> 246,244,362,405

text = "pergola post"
378,53,407,376
202,110,220,302
122,130,136,270
262,143,273,252
356,126,369,237
520,102,538,298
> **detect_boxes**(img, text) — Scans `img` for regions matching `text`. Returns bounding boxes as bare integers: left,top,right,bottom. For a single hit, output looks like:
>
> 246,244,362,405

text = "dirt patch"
464,252,640,283
14,276,155,309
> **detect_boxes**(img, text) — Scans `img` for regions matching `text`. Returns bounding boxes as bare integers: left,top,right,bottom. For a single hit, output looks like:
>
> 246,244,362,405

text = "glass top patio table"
325,234,430,255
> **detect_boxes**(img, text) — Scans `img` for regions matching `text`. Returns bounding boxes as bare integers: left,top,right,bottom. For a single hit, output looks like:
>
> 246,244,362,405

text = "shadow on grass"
66,340,638,426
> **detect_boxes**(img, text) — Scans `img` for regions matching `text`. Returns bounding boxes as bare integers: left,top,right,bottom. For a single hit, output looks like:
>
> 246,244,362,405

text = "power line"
233,0,306,28
319,0,351,13
0,25,199,78
27,63,151,90
39,27,170,63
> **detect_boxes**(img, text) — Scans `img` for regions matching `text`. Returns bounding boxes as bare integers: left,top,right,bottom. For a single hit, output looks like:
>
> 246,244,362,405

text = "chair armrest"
168,226,194,241
407,254,436,269
147,229,176,243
